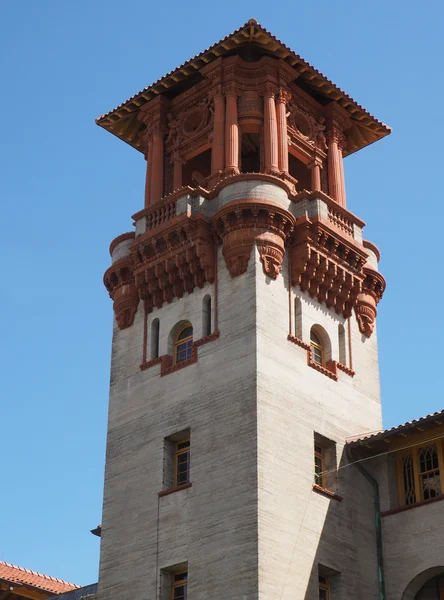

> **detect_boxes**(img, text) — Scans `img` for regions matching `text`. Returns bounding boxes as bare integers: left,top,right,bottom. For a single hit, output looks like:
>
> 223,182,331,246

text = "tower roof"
96,19,390,156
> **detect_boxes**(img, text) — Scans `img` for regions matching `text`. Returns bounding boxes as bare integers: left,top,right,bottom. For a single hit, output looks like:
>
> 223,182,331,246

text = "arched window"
150,318,159,359
202,295,212,337
338,324,346,365
174,323,193,364
310,329,324,366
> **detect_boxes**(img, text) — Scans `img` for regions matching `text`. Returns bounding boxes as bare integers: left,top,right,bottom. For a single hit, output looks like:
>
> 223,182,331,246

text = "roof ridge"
0,561,80,588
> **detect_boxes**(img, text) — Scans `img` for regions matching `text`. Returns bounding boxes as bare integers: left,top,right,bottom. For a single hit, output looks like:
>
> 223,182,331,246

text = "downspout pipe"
346,446,386,600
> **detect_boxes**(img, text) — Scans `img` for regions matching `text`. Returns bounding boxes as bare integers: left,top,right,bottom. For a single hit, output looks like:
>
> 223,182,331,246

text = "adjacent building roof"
0,562,79,594
96,18,390,156
47,584,97,600
346,409,444,446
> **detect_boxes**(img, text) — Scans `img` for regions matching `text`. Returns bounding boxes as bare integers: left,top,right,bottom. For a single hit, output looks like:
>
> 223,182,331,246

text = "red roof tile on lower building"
0,561,80,594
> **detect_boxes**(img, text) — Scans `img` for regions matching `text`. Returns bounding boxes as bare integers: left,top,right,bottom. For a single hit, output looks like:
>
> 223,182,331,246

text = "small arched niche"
338,324,346,365
310,325,332,366
150,318,160,359
294,297,303,339
202,294,212,337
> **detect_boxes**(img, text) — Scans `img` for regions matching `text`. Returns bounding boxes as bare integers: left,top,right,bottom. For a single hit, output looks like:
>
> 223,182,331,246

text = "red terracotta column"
172,152,183,191
309,160,322,192
211,87,225,174
225,85,239,175
338,139,347,207
327,130,344,205
150,125,165,202
144,134,153,207
276,89,291,174
263,84,279,174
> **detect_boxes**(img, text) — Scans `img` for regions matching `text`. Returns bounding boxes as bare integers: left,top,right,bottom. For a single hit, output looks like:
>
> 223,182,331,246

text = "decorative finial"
248,18,258,25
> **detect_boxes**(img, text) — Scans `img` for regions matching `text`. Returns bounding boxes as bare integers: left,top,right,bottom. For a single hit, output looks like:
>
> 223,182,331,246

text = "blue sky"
1,0,442,588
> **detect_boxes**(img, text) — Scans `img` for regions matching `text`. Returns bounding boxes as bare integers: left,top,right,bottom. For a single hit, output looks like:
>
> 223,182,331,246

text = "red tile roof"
0,561,80,594
346,409,444,445
96,18,390,155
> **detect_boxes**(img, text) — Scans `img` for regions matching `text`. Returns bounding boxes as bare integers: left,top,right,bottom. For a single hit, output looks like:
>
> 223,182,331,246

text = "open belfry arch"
96,19,406,600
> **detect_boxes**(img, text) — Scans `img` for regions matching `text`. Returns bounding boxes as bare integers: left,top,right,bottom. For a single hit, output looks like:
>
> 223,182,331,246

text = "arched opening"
338,324,346,365
173,322,193,365
294,297,303,339
202,294,212,337
310,325,332,366
402,568,444,600
150,318,160,359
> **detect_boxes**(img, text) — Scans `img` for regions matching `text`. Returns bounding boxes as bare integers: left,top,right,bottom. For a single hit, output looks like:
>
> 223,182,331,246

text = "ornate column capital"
224,82,241,98
263,82,279,99
277,89,292,105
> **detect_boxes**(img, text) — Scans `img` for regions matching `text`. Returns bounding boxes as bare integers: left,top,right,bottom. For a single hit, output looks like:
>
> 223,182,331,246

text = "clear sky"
1,0,442,588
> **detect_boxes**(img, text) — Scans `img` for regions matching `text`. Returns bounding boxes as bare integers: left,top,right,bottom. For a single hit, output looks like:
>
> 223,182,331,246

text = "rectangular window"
163,430,191,492
319,575,330,600
314,434,337,492
174,439,191,487
398,440,444,507
171,571,188,600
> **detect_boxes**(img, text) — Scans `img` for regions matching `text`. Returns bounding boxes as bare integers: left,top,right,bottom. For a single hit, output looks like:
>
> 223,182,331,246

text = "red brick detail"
381,494,444,517
287,334,310,350
354,266,386,337
213,200,295,279
308,356,338,381
103,256,139,329
335,361,355,377
105,216,216,327
139,332,220,374
312,484,343,502
158,483,192,497
140,356,162,371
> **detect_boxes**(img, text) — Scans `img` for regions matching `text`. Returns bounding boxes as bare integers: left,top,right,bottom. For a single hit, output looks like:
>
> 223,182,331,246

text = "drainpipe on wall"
346,446,386,600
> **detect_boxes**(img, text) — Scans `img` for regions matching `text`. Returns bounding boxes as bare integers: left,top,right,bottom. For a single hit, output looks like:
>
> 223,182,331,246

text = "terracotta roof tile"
96,18,390,155
0,562,80,594
346,409,444,445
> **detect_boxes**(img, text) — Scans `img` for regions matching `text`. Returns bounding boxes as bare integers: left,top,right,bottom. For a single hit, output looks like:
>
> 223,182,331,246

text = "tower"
97,20,390,600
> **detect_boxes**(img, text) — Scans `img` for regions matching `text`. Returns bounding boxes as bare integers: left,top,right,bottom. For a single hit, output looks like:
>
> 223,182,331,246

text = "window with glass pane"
315,444,324,487
419,444,441,501
398,440,443,507
171,572,187,600
310,331,324,365
402,454,416,505
174,325,193,364
319,575,330,600
174,439,190,486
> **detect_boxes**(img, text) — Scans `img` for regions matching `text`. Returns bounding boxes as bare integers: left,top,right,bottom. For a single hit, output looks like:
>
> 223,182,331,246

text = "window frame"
170,570,188,600
397,438,444,507
173,324,193,365
173,437,191,488
319,575,330,600
314,444,325,488
310,331,324,366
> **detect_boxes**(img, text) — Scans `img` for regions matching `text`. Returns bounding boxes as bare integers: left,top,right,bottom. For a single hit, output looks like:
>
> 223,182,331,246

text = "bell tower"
97,19,390,600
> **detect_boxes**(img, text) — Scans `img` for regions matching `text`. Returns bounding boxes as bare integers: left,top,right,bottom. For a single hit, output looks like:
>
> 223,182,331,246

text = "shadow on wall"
302,447,379,600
